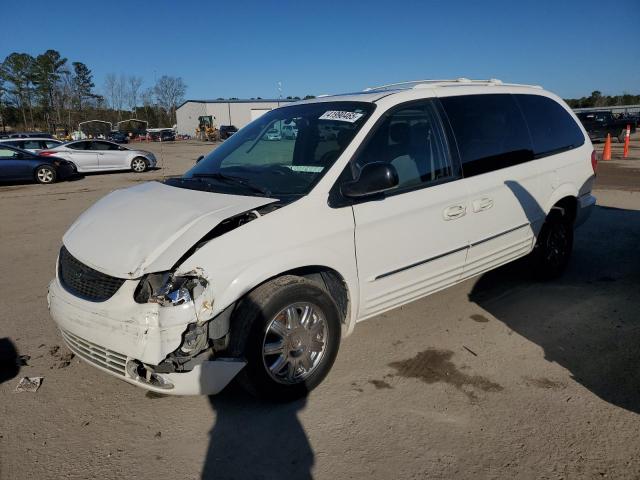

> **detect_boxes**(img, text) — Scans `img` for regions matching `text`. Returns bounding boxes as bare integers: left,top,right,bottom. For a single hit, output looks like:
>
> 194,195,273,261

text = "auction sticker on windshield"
319,111,364,123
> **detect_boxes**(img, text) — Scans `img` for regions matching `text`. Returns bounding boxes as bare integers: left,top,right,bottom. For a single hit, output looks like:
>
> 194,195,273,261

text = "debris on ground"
463,345,478,357
15,377,43,393
55,352,75,369
48,345,75,368
17,355,30,366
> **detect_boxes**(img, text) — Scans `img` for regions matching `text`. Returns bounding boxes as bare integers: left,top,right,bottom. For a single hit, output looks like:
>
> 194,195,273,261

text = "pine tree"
72,62,94,111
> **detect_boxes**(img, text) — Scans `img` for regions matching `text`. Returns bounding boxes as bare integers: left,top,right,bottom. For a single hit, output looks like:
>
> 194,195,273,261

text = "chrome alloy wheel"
262,302,329,385
131,158,147,172
37,167,55,183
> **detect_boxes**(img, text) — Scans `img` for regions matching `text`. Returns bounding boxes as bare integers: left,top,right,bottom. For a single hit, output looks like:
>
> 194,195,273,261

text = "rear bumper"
47,278,245,395
576,193,596,228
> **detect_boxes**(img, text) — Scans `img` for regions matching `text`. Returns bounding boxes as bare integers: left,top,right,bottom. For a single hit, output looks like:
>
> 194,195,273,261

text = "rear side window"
23,140,41,150
515,95,585,157
90,141,119,151
440,94,534,177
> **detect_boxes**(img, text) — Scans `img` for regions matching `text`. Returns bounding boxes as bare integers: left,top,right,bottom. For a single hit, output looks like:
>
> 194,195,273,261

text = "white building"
176,99,295,136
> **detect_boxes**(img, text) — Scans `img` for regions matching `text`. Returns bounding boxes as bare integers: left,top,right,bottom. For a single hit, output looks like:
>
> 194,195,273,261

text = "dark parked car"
0,144,75,184
8,132,54,139
0,138,64,153
151,130,176,142
576,111,636,142
219,125,238,140
108,131,129,143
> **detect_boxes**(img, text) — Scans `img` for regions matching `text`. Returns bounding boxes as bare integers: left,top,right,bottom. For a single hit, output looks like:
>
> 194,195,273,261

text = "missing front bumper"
60,327,245,395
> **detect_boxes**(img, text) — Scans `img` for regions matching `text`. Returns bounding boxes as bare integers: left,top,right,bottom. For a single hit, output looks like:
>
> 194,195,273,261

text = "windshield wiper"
192,173,271,196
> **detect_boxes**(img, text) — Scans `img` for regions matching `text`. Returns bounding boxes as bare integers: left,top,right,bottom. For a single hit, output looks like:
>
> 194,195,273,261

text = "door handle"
472,197,494,212
443,204,467,220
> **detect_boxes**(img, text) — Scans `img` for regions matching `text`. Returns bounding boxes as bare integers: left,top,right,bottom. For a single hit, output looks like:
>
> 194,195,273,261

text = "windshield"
177,101,374,198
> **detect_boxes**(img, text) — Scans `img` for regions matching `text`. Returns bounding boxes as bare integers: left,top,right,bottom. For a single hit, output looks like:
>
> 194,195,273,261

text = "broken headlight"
134,272,207,306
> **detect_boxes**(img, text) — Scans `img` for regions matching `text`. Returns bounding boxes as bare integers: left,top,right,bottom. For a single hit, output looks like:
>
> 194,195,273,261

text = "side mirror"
341,162,399,198
196,155,204,164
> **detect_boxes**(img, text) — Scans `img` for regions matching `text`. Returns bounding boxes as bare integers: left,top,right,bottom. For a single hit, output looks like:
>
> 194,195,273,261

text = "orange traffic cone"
603,133,612,161
623,124,631,158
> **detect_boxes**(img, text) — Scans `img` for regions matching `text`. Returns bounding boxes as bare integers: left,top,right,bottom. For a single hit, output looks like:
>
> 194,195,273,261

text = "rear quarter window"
440,94,534,177
515,95,585,157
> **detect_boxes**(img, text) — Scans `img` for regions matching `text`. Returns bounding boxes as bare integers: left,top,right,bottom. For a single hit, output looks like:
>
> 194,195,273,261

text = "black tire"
531,212,573,280
227,275,342,402
35,165,57,184
131,157,148,173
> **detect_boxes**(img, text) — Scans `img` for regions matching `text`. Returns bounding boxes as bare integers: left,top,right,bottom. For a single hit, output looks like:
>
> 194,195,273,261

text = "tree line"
564,91,640,109
0,49,186,134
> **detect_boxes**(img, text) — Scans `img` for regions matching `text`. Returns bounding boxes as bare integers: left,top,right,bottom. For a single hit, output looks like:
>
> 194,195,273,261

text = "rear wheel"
131,157,148,173
35,165,56,184
228,275,341,401
531,212,573,279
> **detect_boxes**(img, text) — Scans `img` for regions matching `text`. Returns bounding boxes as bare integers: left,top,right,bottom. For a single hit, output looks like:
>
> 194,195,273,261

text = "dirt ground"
0,136,639,479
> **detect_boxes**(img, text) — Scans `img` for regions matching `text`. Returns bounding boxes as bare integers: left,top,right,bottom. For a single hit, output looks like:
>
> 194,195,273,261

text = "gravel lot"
1,137,639,479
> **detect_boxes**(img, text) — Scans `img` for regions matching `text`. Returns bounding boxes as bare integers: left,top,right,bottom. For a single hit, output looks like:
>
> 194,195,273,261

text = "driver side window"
68,142,88,150
353,101,453,191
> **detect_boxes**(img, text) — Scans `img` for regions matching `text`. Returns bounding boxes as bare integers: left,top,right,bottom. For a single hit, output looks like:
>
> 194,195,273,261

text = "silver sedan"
41,140,157,173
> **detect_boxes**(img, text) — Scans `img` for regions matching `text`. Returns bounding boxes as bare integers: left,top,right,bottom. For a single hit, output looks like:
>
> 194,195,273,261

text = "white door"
439,93,544,280
90,141,123,169
65,141,99,171
251,109,271,121
348,101,470,320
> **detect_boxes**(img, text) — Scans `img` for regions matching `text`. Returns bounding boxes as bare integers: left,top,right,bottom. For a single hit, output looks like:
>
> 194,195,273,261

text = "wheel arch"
544,183,579,220
548,194,578,224
241,265,353,332
197,261,358,337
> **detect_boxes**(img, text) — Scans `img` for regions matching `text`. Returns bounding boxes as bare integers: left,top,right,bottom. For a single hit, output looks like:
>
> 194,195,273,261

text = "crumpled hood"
63,181,275,279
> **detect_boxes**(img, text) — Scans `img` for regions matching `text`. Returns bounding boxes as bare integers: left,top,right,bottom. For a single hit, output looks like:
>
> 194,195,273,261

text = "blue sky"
1,0,638,100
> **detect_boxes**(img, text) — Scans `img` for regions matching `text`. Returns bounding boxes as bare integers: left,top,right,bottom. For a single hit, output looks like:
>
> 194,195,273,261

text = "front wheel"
35,165,56,184
131,157,148,173
531,214,573,280
228,275,342,401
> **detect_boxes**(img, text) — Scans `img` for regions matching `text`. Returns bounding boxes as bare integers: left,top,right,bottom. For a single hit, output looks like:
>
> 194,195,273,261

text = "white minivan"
48,79,596,400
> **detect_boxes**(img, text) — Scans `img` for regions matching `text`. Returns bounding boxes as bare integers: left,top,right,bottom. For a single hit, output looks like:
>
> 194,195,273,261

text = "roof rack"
363,78,542,92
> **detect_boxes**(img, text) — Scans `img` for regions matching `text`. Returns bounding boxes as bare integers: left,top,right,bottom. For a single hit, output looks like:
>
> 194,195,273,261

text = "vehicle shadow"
469,201,640,413
0,338,20,385
0,174,84,187
79,167,160,177
202,383,314,479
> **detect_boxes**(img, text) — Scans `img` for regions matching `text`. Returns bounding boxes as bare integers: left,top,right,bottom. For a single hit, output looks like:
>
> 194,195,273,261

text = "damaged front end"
48,264,245,395
124,268,241,391
49,181,284,395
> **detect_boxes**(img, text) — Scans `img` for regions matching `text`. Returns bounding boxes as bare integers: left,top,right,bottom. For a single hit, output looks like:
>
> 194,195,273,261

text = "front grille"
61,329,127,376
58,246,126,302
